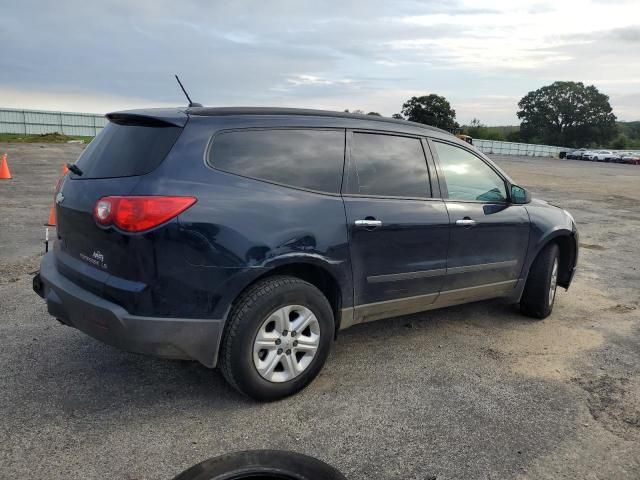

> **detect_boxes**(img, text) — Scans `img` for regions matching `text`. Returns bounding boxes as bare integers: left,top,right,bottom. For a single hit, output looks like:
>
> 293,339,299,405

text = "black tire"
219,276,333,401
520,243,560,319
172,450,347,480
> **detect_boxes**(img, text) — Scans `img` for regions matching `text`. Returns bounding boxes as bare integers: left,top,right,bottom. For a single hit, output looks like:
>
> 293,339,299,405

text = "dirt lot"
1,144,639,479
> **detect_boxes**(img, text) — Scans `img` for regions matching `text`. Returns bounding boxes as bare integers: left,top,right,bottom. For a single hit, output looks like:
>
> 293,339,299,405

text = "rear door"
55,114,184,290
342,131,449,324
428,139,529,300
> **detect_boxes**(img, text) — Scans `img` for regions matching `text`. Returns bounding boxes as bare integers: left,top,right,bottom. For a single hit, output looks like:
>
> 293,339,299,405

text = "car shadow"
24,298,528,417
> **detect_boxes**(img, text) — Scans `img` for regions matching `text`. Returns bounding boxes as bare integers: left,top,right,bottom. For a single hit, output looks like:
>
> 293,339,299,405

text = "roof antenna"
175,74,202,107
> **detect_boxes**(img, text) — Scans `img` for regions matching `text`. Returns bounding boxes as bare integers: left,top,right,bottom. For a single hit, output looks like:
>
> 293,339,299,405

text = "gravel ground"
1,144,639,480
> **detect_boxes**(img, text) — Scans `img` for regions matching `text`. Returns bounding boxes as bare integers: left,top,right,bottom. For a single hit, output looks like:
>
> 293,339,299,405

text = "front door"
429,140,530,304
342,131,450,325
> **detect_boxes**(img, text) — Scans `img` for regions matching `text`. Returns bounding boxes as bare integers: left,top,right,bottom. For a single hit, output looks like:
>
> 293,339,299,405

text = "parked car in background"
614,151,630,162
566,148,586,159
620,151,640,165
592,150,620,162
581,150,598,161
33,107,579,400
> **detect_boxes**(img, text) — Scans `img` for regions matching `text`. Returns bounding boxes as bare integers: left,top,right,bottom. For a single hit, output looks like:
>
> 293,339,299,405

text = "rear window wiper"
66,163,83,176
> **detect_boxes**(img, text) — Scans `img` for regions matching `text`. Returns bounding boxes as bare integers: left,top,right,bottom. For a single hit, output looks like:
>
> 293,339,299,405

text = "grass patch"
0,132,94,144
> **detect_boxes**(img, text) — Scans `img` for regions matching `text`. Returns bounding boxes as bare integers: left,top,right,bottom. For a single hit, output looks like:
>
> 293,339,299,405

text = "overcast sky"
1,0,639,124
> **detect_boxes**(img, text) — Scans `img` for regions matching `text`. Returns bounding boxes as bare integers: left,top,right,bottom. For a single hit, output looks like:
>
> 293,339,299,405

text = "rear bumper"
34,252,224,367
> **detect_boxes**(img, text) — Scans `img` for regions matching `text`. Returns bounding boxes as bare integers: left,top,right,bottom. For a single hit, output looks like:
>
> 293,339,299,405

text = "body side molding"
340,279,517,329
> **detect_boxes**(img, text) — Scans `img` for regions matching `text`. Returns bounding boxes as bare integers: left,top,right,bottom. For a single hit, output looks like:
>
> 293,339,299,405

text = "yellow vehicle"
455,133,473,145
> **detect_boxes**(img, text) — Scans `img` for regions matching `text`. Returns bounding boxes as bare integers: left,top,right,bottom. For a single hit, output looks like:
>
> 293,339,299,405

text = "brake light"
94,196,197,232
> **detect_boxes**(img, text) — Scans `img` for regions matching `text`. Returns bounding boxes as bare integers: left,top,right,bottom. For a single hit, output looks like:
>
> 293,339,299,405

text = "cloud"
610,93,640,121
0,87,175,113
0,0,638,123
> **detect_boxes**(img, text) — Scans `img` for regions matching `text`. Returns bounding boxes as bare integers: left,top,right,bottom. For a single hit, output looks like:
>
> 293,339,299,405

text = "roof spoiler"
105,109,188,128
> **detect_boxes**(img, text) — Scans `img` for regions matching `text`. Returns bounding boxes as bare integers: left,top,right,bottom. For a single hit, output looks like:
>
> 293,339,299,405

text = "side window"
433,141,507,202
346,133,431,198
208,129,345,193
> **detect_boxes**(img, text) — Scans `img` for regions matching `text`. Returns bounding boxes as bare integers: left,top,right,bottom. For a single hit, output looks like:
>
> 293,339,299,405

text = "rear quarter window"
207,129,345,193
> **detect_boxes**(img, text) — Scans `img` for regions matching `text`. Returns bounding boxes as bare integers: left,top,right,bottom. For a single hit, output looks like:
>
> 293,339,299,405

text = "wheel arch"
228,258,348,337
529,229,577,289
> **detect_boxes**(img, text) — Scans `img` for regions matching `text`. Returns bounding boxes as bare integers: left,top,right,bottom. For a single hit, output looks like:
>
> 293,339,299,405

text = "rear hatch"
55,111,186,293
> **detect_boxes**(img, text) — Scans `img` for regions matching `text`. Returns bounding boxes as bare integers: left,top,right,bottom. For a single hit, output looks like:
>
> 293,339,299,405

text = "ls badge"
79,250,108,270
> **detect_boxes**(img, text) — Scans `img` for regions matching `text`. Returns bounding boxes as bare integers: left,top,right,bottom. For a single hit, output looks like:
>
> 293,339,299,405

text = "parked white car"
592,150,620,162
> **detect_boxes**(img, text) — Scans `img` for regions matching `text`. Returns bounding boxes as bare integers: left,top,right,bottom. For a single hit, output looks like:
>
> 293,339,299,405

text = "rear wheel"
520,243,560,319
219,276,333,401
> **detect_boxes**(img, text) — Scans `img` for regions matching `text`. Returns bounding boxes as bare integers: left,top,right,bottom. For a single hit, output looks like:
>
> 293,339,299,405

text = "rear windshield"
73,120,182,179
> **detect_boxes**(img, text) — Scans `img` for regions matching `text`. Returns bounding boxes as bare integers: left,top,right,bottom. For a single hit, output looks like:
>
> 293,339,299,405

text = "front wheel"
520,243,560,319
219,276,334,401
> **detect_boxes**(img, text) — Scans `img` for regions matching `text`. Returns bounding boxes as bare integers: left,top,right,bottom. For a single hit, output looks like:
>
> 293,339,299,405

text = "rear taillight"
93,196,197,232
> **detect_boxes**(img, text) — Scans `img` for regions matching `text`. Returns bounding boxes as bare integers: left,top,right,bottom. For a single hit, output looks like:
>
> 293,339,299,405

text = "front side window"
433,141,507,202
346,133,431,198
208,129,345,193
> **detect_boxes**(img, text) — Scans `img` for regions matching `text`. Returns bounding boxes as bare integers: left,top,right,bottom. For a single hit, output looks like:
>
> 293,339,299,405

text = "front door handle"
355,219,382,228
455,218,477,226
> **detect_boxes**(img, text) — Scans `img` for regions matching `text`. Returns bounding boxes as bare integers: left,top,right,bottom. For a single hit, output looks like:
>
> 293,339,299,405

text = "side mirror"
511,184,531,204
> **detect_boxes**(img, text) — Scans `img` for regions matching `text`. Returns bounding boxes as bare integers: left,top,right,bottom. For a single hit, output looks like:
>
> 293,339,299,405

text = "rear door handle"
455,218,476,226
355,219,382,228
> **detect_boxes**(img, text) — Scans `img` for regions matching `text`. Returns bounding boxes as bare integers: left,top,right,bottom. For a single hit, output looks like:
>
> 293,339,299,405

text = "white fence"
473,139,566,157
0,108,107,136
0,108,568,156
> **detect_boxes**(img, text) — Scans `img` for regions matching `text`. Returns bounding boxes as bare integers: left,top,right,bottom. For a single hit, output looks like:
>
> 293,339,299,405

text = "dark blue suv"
34,107,578,400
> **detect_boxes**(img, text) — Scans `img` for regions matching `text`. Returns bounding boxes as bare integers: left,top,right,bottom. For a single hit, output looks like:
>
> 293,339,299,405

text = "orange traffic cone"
45,163,69,226
0,153,11,179
46,205,56,226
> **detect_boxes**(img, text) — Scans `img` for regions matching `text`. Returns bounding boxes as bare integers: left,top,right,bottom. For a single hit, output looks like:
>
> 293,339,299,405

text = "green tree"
517,81,617,147
344,109,383,117
391,113,404,120
463,119,506,141
401,94,458,130
506,130,521,142
617,121,640,147
465,118,485,137
611,133,629,150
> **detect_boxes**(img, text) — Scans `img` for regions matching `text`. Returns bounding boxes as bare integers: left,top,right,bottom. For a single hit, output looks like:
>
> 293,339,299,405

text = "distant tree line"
343,109,382,116
348,81,639,148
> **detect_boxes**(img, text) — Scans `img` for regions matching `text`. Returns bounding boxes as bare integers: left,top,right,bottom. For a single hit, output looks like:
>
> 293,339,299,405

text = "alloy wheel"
549,258,558,306
253,305,321,383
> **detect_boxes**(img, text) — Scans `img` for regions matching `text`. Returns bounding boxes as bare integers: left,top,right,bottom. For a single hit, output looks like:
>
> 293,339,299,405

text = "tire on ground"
172,449,347,480
520,242,560,319
219,275,333,401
